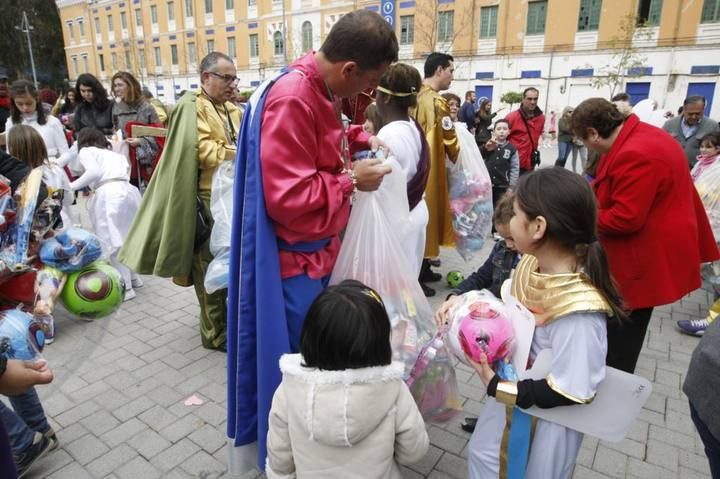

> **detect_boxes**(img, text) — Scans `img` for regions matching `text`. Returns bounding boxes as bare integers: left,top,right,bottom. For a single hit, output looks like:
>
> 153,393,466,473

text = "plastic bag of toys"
446,289,516,366
0,309,45,361
39,228,103,273
447,125,493,262
205,161,234,294
330,158,435,376
695,163,720,241
406,327,462,423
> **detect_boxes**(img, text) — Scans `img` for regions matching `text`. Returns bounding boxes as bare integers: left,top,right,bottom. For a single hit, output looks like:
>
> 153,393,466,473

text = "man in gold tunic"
413,52,459,296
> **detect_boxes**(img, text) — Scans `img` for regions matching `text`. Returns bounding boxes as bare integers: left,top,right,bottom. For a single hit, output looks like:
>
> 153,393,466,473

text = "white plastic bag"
695,162,720,242
447,124,493,261
330,159,435,376
204,160,235,294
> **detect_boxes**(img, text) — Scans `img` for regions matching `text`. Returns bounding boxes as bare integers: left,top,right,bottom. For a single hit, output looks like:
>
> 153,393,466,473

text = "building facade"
56,0,720,118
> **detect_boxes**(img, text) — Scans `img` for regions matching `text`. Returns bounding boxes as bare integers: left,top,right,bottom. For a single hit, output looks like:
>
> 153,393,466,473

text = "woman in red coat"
571,98,719,373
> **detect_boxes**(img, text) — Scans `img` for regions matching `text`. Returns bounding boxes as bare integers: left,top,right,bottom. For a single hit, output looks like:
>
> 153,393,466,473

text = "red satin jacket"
593,114,719,310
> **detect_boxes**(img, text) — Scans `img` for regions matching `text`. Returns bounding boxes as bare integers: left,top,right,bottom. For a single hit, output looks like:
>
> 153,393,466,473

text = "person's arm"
452,247,497,295
197,103,236,171
509,150,520,186
68,150,103,191
0,354,53,396
597,150,662,235
437,99,460,163
394,383,430,465
266,384,296,478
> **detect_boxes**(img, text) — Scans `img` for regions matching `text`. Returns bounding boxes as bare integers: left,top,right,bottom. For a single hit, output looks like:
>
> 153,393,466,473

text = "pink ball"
458,301,515,363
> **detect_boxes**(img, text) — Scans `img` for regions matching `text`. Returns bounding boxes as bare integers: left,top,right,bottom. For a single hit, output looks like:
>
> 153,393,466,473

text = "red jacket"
506,108,545,171
593,114,719,310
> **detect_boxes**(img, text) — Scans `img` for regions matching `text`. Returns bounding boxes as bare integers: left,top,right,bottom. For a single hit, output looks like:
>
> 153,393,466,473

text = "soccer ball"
61,262,125,320
446,271,465,288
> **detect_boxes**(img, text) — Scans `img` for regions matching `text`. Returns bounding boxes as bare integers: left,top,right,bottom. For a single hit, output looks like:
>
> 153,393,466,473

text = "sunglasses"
207,71,240,84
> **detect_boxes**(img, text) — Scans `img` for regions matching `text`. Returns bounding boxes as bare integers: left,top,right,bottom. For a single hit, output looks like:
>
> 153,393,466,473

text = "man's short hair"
522,87,539,98
423,52,454,79
320,10,398,70
611,92,630,102
684,95,706,107
465,90,475,100
199,52,234,75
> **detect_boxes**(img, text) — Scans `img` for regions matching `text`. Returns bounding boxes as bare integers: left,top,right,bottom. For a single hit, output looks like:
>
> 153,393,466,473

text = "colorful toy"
448,291,515,365
61,262,125,320
40,228,103,273
446,270,465,288
0,309,45,361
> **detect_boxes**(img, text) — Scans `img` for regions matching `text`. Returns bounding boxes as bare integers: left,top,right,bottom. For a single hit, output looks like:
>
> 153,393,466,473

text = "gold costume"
412,85,459,258
196,93,241,192
511,255,614,325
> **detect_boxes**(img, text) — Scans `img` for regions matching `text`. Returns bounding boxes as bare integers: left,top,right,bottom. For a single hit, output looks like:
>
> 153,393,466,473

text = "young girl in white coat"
266,279,429,478
73,127,143,300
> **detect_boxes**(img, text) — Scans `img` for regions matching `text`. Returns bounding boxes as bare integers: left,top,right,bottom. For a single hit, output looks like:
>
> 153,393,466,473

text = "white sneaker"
124,289,136,301
131,276,144,289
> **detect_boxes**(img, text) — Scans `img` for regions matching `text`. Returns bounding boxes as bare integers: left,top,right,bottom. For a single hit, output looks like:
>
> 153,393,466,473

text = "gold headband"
376,85,417,98
363,289,383,305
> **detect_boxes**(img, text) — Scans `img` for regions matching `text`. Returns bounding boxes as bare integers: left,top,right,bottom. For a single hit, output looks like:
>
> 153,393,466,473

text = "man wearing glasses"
120,52,241,352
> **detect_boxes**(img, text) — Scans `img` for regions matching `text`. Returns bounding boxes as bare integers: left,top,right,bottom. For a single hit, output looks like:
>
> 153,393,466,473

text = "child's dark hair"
493,191,514,225
300,279,392,371
9,80,47,126
493,119,509,129
514,168,627,321
378,63,422,111
77,127,111,150
699,132,719,149
363,103,383,134
441,92,461,107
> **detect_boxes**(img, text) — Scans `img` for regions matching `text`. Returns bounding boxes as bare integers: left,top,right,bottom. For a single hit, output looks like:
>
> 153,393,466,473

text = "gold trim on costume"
511,255,614,325
496,381,519,406
546,373,595,404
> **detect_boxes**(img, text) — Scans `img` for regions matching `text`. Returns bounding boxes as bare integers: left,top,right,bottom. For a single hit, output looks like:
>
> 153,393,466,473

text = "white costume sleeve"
46,116,70,158
69,149,103,191
546,312,607,403
377,121,420,183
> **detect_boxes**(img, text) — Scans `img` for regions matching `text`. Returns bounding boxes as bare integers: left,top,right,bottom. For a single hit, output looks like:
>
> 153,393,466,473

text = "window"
273,30,284,56
125,51,131,69
72,56,78,76
226,0,234,9
154,46,161,66
248,0,257,5
168,1,175,21
577,0,601,31
188,41,197,64
98,53,105,71
111,52,117,70
94,17,100,34
78,18,85,37
207,39,215,52
701,0,720,22
171,45,178,65
249,33,259,58
107,15,113,32
637,0,663,26
151,6,158,24
135,10,142,26
526,1,548,34
400,15,414,45
82,54,89,72
302,21,313,52
205,0,213,13
227,37,236,58
67,21,74,41
139,50,146,69
438,11,454,42
479,6,498,38
185,0,193,16
121,12,127,29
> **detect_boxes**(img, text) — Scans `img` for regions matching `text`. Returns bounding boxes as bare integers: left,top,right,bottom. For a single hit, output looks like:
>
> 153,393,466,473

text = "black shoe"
461,417,478,433
429,258,442,268
422,270,442,283
43,427,59,451
421,283,436,297
16,432,53,478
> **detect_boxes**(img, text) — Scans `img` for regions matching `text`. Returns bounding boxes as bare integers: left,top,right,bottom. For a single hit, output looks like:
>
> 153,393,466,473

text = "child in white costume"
72,127,143,300
266,280,429,479
440,168,626,479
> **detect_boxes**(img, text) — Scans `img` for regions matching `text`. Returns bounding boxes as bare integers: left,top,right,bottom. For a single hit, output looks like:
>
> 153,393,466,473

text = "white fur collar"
279,354,405,385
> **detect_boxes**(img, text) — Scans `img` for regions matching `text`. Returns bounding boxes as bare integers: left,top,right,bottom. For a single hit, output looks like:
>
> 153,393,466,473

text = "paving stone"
180,449,226,476
159,414,206,443
47,461,94,479
130,427,173,459
152,438,201,471
188,423,228,454
646,439,679,472
428,426,468,455
79,409,121,436
435,452,467,479
86,444,137,477
116,456,162,479
112,396,156,422
593,445,628,479
102,418,149,447
64,433,111,465
27,449,74,478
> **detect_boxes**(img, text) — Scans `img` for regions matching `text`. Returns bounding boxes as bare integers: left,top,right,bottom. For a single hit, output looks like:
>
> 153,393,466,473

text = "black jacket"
73,102,114,136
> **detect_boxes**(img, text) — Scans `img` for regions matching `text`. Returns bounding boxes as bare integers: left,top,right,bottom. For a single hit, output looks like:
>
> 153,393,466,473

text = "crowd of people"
1,8,720,478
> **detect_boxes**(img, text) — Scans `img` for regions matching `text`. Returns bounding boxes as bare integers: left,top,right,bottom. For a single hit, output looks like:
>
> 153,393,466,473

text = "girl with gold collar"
465,168,626,479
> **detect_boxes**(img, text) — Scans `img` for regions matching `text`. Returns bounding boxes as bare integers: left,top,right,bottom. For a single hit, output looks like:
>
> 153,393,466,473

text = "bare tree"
413,0,473,56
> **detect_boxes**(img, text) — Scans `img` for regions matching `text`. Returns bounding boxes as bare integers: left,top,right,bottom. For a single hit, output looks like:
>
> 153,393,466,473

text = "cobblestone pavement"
14,157,715,478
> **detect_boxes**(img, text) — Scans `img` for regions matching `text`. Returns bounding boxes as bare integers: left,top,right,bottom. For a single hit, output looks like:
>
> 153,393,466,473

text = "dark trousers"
690,402,720,479
606,307,653,373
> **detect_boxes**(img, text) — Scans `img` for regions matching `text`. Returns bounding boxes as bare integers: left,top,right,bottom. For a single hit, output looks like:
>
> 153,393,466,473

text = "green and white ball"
61,262,125,320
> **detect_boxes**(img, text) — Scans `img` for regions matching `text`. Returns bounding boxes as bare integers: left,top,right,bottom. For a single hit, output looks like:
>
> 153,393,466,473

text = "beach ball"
447,271,465,288
61,262,125,320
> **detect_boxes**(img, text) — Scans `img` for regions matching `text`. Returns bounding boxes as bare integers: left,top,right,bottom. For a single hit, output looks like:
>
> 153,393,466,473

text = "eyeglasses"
207,71,240,84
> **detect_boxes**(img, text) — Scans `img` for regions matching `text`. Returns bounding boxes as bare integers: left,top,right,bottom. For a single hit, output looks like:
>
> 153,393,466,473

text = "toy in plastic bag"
695,162,720,242
33,266,66,317
39,228,103,272
447,290,515,366
330,158,432,375
11,168,43,270
0,309,45,361
61,261,125,320
406,327,462,423
205,160,235,294
447,124,493,261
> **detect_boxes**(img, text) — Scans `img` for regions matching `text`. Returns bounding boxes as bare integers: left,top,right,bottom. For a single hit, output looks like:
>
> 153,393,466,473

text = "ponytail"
581,242,628,323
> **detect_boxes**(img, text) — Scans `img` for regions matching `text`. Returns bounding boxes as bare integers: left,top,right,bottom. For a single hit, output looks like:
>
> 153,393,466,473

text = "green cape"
118,92,199,277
